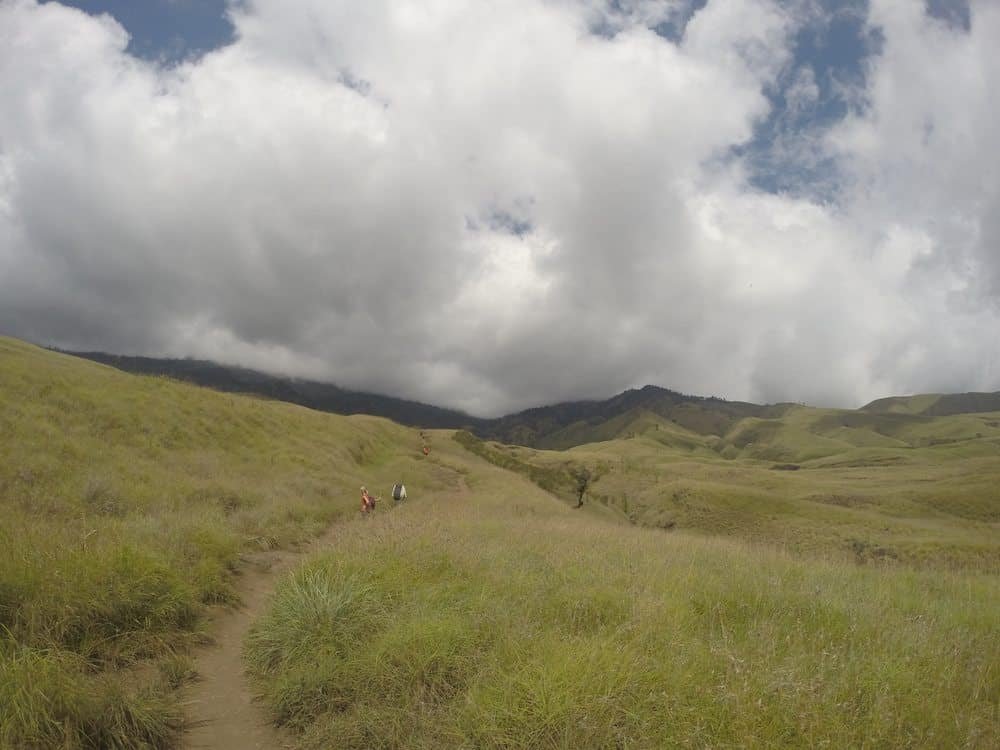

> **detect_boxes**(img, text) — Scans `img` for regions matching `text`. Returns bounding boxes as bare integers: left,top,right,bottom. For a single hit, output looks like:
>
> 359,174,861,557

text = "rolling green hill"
475,385,790,447
0,336,443,748
454,400,1000,569
3,336,998,748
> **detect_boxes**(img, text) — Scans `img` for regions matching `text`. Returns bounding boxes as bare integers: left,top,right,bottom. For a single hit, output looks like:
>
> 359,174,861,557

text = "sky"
1,0,997,417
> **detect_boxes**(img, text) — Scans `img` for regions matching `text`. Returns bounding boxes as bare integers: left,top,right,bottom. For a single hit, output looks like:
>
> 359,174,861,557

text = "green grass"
0,337,433,748
4,335,999,748
246,438,1000,748
0,640,185,750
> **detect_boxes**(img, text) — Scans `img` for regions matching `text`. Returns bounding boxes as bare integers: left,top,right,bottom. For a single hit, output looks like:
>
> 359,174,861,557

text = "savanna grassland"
0,337,440,748
2,336,998,748
246,437,999,748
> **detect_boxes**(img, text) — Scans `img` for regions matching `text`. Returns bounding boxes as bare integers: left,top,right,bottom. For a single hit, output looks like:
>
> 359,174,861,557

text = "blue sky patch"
652,0,708,43
737,1,883,198
926,0,971,32
49,0,235,63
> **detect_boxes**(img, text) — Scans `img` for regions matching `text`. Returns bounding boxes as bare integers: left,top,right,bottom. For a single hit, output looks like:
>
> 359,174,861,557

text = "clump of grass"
246,550,491,746
246,566,388,679
0,642,183,749
156,652,198,690
1,524,200,665
82,476,127,518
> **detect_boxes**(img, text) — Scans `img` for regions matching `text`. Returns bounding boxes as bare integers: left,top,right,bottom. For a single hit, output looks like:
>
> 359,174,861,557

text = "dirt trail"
181,530,336,750
180,476,467,749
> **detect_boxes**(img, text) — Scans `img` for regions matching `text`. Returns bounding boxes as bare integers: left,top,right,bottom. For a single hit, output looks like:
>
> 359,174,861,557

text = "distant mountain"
59,351,784,446
477,385,793,448
57,349,1000,451
61,351,486,431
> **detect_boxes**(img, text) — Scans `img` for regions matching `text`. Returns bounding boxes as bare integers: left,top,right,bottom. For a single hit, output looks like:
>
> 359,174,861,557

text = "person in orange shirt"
360,486,375,514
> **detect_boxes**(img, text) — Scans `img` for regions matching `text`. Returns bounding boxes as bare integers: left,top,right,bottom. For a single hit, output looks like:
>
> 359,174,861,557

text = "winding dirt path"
180,527,338,750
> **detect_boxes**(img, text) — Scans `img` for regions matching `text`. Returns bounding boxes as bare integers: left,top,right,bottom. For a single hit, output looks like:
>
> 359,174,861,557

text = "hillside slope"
0,336,443,748
59,351,782,446
62,350,485,430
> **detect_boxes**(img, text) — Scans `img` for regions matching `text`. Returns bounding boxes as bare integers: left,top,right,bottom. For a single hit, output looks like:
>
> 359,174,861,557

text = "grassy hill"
58,351,789,448
3,336,998,748
62,350,485,430
0,337,442,748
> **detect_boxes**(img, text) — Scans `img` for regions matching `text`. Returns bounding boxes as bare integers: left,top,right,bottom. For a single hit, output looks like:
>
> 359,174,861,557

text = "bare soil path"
180,527,339,750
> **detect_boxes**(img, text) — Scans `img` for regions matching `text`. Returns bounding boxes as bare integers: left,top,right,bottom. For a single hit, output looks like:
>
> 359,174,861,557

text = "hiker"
392,483,407,503
360,486,376,515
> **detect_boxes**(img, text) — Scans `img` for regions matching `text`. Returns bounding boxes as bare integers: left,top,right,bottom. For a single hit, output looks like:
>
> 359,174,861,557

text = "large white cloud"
0,0,997,415
825,0,1000,397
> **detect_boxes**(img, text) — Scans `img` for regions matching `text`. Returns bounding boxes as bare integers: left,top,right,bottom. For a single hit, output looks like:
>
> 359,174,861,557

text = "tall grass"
0,337,428,748
246,440,1000,748
0,642,183,750
4,335,998,747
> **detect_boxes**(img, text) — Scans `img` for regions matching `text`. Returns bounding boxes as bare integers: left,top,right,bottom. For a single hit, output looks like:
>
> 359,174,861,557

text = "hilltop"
476,384,789,448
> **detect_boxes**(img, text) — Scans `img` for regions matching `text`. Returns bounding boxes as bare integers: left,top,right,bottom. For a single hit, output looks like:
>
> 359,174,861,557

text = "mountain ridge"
55,347,1000,449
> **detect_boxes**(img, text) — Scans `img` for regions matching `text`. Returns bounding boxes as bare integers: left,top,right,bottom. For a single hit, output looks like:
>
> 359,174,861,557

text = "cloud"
825,0,1000,388
1,0,998,415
